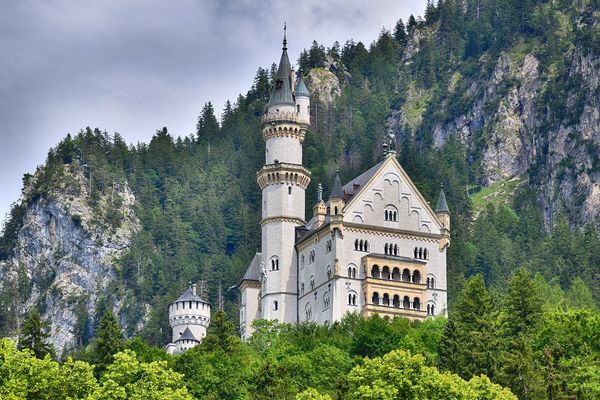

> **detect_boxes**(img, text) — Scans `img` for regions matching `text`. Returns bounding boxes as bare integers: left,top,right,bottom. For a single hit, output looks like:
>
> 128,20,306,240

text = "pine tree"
18,308,53,359
92,311,124,375
393,18,408,46
200,309,238,353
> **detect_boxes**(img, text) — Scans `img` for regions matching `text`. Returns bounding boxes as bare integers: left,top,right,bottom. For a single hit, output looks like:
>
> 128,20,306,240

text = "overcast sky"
0,0,427,226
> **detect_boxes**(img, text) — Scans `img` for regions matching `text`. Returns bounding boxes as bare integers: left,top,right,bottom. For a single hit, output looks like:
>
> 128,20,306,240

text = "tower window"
288,186,292,195
273,301,278,311
297,105,300,113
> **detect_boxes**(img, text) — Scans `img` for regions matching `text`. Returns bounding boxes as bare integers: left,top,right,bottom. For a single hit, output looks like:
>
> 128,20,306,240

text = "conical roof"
175,327,199,343
295,76,309,97
172,285,208,304
267,38,294,107
436,186,449,213
329,170,343,200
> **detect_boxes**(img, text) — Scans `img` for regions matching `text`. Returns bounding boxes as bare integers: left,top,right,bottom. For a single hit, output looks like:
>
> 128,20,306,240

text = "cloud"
0,0,427,226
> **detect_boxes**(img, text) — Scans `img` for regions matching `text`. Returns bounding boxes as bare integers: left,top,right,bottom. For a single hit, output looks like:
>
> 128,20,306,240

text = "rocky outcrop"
0,164,140,352
306,67,341,104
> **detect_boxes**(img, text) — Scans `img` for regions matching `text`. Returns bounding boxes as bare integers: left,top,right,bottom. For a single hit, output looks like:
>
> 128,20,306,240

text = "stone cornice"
257,163,311,190
262,125,307,143
261,216,306,226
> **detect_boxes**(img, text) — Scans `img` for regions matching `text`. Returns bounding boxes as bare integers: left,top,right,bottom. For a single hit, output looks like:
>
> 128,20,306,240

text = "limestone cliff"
0,163,140,352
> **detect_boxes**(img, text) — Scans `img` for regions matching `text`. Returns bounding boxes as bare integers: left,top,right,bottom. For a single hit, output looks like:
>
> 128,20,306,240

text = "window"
301,255,305,269
348,264,357,279
384,206,398,222
326,240,332,253
384,243,399,256
348,291,357,306
288,186,292,195
301,283,305,296
271,256,279,271
414,247,429,260
371,264,381,279
273,300,279,311
305,303,312,321
310,275,315,290
426,276,435,289
413,297,421,310
326,266,332,280
354,239,369,252
323,291,331,310
297,104,300,113
412,270,421,284
372,292,380,305
309,250,315,264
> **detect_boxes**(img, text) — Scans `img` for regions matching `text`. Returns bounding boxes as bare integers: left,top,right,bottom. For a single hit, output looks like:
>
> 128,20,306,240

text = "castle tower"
165,283,211,354
255,30,311,323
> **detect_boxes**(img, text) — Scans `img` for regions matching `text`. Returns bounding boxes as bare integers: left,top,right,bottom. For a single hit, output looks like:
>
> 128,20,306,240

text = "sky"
0,0,427,227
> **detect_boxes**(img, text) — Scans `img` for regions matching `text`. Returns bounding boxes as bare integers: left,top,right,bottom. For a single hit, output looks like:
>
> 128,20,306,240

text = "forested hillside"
0,0,599,383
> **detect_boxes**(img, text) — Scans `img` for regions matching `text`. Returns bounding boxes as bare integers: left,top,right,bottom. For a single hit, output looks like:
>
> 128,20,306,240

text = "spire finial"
283,22,287,50
317,183,323,202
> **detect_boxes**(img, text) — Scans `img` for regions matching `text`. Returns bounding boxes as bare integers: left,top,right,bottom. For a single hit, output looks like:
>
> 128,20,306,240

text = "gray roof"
329,170,343,200
267,42,294,107
175,327,199,343
173,286,208,304
436,187,450,213
241,252,262,282
341,161,383,200
295,76,309,97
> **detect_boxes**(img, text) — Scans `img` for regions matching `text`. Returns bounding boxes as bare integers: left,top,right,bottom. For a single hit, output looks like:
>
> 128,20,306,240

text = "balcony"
261,111,308,126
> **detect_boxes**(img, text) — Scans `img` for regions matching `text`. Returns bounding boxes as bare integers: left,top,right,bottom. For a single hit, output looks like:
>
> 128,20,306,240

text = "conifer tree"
18,307,53,359
92,311,124,375
393,19,408,46
200,309,238,353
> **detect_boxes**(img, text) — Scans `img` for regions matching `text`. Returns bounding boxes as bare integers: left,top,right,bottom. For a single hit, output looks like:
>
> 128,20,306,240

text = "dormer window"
276,79,283,89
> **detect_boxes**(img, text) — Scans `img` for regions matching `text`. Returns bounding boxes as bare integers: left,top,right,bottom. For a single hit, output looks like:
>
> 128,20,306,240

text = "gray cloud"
0,0,426,225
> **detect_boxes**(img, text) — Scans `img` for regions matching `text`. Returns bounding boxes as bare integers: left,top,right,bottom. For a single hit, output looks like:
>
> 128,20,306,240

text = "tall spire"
283,22,287,50
268,24,294,108
329,170,343,200
436,184,450,213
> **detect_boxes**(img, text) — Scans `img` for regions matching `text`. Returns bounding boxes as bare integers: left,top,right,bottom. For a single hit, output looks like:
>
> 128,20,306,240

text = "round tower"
168,283,211,352
256,30,311,323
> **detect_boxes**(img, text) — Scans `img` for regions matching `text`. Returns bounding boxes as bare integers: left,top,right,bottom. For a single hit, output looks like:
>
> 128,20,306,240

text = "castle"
165,283,211,354
238,32,450,339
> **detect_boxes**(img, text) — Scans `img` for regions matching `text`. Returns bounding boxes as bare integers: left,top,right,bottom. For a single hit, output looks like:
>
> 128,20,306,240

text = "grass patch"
470,175,525,215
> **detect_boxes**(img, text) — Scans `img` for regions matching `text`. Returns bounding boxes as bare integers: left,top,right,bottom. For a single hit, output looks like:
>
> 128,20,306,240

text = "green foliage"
92,311,125,375
18,307,54,359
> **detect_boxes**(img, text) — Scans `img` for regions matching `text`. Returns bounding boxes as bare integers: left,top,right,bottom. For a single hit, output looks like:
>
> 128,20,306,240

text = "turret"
328,170,345,216
295,75,310,126
435,185,450,250
313,183,327,228
167,283,211,354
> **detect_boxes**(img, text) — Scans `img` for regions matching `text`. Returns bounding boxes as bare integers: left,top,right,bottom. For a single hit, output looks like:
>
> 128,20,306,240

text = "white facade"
166,283,211,354
239,35,449,339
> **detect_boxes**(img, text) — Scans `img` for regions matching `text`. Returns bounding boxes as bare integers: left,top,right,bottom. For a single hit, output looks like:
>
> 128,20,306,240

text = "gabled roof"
241,252,262,282
175,327,199,343
295,76,309,97
436,187,449,213
341,161,384,201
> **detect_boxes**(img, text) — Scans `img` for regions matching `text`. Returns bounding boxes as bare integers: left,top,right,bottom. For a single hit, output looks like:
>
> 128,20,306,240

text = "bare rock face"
306,67,341,105
0,164,140,353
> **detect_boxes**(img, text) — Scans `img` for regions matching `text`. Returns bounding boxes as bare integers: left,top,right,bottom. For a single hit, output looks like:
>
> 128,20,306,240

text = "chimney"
192,283,197,296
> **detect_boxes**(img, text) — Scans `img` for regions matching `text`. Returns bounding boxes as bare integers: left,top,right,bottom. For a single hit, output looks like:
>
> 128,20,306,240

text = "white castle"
238,32,450,339
165,283,211,354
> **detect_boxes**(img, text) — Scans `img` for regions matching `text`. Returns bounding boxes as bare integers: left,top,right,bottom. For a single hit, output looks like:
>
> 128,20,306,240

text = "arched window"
326,266,332,280
392,267,400,280
305,303,312,321
394,244,398,256
384,210,389,221
326,240,332,253
403,296,410,309
423,248,428,259
288,186,292,195
271,256,279,271
323,291,330,310
402,268,411,282
393,211,397,221
412,270,421,284
359,240,364,251
427,304,431,315
273,300,279,311
414,247,418,258
310,275,315,290
372,292,380,305
413,297,421,310
301,283,305,296
385,205,398,222
430,276,435,288
297,104,300,113
301,255,305,269
431,304,435,315
382,293,390,306
384,243,388,255
393,295,400,308
309,250,315,263
382,266,390,280
348,264,357,279
371,264,381,279
348,291,357,306
354,239,359,251
365,240,369,251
